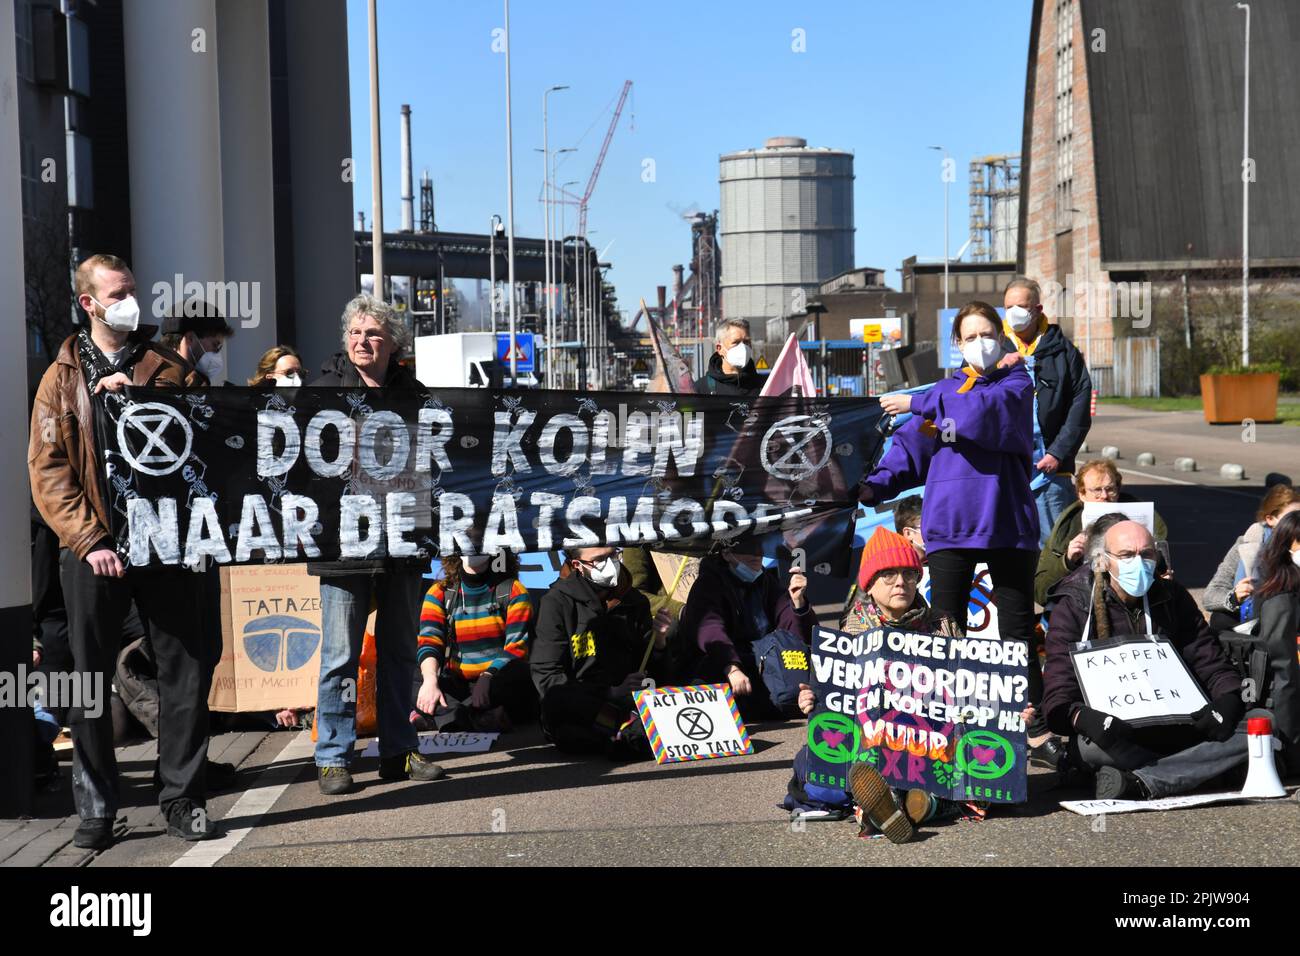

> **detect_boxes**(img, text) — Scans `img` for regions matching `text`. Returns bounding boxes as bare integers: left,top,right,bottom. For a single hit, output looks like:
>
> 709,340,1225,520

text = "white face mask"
274,373,303,387
724,342,751,370
91,295,140,333
1292,549,1300,568
196,349,225,381
1006,305,1037,332
584,555,622,589
462,555,491,574
961,336,1002,370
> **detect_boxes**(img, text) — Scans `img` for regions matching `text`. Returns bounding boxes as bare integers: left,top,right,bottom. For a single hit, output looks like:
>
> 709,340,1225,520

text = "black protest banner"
93,386,883,571
806,625,1029,804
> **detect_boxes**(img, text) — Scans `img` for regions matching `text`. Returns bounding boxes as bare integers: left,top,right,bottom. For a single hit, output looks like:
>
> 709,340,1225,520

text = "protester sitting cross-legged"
862,302,1047,746
416,552,536,733
842,496,926,619
785,527,976,843
1255,511,1300,766
1042,520,1248,800
1203,483,1299,634
530,546,672,758
308,294,444,794
676,548,813,720
1035,459,1170,608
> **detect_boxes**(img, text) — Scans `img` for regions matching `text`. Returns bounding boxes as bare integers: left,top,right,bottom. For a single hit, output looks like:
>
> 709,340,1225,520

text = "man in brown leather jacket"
28,254,218,850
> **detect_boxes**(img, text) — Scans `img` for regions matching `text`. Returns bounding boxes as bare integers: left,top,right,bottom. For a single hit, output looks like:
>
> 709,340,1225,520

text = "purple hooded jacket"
865,363,1039,553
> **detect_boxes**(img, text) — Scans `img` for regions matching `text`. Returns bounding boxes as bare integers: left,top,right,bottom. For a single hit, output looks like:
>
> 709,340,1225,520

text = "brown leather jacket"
28,332,202,560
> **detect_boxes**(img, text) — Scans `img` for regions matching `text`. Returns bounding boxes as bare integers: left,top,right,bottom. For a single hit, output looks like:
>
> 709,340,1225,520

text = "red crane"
577,79,632,239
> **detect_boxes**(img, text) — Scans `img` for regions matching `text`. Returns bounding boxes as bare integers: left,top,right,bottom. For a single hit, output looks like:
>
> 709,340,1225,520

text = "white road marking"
1117,468,1260,500
172,730,315,867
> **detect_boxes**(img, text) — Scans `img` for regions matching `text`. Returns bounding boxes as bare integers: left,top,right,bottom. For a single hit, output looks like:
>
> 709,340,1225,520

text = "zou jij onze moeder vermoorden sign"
807,625,1030,804
93,385,883,571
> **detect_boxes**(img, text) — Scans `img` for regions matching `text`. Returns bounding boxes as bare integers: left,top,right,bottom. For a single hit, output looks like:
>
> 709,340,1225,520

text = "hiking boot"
849,762,914,845
904,789,967,825
164,799,218,841
318,766,356,795
1095,766,1146,800
378,750,446,782
72,817,115,850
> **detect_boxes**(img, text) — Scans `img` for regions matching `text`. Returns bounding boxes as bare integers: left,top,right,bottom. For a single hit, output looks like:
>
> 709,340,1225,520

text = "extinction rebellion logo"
243,615,321,673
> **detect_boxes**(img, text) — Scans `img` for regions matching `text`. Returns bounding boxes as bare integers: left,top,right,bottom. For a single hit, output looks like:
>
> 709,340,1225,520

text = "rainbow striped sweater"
418,577,533,680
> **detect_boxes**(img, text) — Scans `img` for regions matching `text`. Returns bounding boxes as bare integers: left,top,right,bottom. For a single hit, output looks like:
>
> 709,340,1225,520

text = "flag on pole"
759,332,816,398
643,297,696,394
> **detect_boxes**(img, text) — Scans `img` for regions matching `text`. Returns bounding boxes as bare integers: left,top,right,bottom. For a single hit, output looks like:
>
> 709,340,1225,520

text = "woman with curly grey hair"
311,294,416,388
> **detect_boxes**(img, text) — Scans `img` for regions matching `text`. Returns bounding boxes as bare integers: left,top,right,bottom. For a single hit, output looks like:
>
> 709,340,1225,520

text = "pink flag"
643,297,696,394
760,332,816,397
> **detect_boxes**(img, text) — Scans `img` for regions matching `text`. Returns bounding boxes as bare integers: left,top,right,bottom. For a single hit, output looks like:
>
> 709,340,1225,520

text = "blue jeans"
1033,473,1075,548
1077,722,1250,799
315,570,423,767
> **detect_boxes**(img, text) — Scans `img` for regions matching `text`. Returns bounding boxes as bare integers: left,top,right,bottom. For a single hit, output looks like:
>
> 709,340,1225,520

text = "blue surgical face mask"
1112,555,1157,598
730,561,762,584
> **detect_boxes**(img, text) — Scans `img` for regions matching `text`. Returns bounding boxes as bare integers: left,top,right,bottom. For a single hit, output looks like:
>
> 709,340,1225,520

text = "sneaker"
1028,736,1066,770
378,750,446,782
849,763,915,845
318,766,356,795
72,817,115,850
1094,766,1145,800
164,799,218,841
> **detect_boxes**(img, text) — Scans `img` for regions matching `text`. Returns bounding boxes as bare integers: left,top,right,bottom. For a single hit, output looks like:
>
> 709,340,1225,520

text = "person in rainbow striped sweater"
416,553,536,733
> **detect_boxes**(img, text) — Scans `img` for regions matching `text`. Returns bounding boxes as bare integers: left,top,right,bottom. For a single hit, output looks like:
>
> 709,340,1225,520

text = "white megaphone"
1241,715,1287,799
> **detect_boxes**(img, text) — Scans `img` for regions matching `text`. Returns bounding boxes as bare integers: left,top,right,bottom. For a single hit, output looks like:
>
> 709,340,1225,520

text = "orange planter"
1199,373,1280,424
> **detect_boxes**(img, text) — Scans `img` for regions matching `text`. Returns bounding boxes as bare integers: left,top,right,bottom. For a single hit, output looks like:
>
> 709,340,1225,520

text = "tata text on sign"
633,683,753,764
807,625,1029,803
1070,636,1209,726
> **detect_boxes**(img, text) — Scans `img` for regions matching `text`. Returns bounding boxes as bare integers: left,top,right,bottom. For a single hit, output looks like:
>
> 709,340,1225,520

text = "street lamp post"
503,0,518,384
560,180,578,387
929,145,949,311
542,85,568,388
548,146,575,385
367,0,384,293
488,214,502,333
1236,2,1251,366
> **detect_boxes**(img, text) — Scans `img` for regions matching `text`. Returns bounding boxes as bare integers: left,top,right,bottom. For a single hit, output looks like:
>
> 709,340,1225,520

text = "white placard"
1081,501,1155,535
1060,792,1248,815
633,683,753,764
357,731,498,757
1071,636,1209,725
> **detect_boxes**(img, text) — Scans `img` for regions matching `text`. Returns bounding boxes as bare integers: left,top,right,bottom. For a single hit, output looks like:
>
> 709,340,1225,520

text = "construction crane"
577,80,632,238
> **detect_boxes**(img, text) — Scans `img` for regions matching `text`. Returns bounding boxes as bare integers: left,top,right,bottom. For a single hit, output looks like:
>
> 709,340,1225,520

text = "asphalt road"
18,403,1300,868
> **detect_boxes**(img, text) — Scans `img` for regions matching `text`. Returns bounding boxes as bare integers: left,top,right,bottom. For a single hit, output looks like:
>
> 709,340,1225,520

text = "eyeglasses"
576,549,622,567
1106,549,1158,563
1082,485,1119,498
876,569,921,584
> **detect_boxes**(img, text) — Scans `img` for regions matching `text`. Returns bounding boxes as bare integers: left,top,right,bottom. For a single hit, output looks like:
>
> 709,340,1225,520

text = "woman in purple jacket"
861,301,1039,654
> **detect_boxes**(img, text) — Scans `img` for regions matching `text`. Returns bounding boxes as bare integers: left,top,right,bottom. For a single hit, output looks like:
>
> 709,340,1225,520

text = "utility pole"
503,0,518,383
1236,2,1251,366
367,0,384,293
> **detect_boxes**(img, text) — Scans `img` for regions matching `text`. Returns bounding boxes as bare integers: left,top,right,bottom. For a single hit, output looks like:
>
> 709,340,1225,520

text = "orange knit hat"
857,526,923,590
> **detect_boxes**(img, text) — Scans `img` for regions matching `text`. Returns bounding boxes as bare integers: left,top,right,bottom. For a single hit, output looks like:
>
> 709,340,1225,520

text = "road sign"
861,323,883,343
755,355,770,371
631,357,649,373
495,332,535,373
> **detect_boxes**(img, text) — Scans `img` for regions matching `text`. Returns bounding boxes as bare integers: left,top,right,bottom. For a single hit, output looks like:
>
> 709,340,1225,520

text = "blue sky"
345,0,1032,321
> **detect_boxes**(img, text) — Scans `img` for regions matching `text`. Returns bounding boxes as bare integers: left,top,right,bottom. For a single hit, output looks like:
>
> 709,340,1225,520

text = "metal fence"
1099,336,1161,398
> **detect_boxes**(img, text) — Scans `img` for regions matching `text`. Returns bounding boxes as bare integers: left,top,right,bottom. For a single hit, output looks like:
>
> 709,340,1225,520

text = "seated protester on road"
842,496,926,618
161,303,234,385
786,527,971,843
862,301,1046,743
1042,520,1247,800
1255,511,1300,764
1203,483,1299,634
416,552,536,733
247,344,304,387
1035,459,1169,608
531,547,670,758
677,549,813,720
694,318,761,396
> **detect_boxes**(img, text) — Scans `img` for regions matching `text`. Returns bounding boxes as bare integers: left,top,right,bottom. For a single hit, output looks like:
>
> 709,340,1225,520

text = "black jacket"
530,569,660,699
306,353,426,578
1043,566,1241,751
694,352,762,397
1014,323,1092,474
1260,591,1300,747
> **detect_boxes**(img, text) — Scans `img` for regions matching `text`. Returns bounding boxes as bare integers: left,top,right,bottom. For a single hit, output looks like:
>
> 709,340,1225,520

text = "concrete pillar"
216,0,278,384
283,0,355,377
122,0,225,336
0,0,36,817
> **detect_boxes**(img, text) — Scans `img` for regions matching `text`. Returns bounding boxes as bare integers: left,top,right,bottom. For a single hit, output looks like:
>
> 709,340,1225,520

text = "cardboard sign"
1070,635,1209,726
358,731,498,757
1060,792,1247,816
808,625,1029,803
633,683,753,763
1081,501,1155,535
210,564,326,713
648,551,700,604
